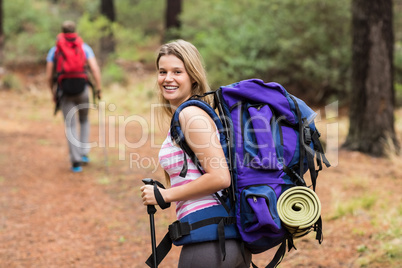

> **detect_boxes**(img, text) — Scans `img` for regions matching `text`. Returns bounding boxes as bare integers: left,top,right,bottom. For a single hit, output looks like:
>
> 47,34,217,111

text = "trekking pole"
142,178,158,268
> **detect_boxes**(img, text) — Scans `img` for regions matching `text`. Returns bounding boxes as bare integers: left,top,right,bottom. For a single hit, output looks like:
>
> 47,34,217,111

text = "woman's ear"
192,81,197,89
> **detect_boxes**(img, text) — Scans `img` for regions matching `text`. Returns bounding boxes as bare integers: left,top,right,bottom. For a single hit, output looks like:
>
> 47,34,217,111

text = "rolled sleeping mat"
277,186,321,238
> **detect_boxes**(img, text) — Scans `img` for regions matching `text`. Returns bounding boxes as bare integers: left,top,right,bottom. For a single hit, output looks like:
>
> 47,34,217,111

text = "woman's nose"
165,72,174,81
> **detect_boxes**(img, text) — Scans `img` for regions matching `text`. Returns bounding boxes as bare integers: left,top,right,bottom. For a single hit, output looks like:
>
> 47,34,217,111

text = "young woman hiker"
140,40,251,268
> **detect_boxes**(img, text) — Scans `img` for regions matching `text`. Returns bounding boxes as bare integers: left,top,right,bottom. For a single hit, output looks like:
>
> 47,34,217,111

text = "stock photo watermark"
64,100,339,173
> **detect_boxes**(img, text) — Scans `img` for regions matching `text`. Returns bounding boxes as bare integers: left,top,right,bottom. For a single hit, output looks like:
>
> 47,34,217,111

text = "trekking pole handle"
142,178,154,185
142,178,157,215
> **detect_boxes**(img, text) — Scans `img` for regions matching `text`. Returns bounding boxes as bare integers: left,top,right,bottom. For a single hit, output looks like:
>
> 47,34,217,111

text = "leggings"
178,239,251,268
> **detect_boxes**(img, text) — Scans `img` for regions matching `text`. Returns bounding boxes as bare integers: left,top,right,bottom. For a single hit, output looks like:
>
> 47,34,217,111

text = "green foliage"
77,13,111,51
78,12,156,63
112,22,156,63
396,82,402,107
180,0,279,87
395,40,402,107
394,2,402,102
3,0,402,106
1,73,22,91
180,0,351,101
3,0,163,66
113,0,164,62
3,0,56,64
115,0,164,35
102,62,128,86
357,244,368,253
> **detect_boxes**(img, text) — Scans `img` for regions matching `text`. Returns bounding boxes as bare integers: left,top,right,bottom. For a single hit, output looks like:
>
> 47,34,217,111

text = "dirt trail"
0,87,180,267
0,72,401,267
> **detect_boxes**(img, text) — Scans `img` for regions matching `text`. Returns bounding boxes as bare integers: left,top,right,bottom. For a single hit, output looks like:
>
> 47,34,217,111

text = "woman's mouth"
164,86,179,91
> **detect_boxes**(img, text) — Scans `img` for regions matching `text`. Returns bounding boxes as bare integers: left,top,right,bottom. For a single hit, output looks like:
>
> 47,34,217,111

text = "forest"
0,0,401,267
0,0,401,105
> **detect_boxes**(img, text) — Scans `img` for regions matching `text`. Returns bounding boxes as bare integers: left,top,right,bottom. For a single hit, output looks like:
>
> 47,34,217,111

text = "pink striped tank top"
159,131,220,220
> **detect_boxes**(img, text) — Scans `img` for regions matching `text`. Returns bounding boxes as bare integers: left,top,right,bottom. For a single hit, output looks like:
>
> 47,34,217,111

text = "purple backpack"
161,79,330,268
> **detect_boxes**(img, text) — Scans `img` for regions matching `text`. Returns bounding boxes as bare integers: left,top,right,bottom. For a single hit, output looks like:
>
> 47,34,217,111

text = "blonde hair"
156,40,211,184
156,39,211,118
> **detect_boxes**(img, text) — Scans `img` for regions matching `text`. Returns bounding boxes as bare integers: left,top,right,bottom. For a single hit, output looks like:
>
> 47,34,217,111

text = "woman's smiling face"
157,54,194,109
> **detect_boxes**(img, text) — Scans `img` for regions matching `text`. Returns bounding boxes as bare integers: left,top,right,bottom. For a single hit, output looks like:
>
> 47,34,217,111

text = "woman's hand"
140,185,157,206
141,185,169,206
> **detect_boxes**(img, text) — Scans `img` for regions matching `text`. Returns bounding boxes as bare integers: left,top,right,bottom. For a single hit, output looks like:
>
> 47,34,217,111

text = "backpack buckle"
168,221,191,241
303,126,312,145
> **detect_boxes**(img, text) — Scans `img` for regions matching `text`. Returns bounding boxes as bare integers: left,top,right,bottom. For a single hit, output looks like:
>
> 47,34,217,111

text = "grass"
375,205,402,265
330,194,378,220
350,206,402,267
37,139,51,146
325,149,402,268
118,236,126,243
1,73,23,91
103,74,158,116
331,185,402,267
97,176,111,185
329,174,377,220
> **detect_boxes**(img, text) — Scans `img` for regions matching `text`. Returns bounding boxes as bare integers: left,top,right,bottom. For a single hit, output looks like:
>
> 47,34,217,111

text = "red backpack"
54,33,88,96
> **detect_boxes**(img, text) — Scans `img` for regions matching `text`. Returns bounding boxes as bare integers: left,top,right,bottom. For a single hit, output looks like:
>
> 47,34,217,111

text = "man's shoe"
81,155,90,165
71,162,82,173
71,166,83,173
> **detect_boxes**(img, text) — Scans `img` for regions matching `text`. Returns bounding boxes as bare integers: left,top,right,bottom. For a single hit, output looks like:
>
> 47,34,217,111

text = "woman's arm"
141,106,230,205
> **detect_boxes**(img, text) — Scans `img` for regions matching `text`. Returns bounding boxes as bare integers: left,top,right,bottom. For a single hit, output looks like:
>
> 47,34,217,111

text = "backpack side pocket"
240,184,282,239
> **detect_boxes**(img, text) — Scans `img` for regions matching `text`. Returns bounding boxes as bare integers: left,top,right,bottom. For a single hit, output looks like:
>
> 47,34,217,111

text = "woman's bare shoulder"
178,105,215,129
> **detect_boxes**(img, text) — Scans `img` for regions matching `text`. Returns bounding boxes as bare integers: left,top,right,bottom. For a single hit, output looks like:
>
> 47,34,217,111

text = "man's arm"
46,61,56,102
87,57,102,99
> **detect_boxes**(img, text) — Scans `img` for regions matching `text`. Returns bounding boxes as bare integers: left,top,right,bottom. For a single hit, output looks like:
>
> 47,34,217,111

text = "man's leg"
77,87,91,162
61,96,82,170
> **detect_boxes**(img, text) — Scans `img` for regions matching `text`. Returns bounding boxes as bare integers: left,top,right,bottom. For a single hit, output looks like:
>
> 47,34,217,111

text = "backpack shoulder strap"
170,96,233,213
170,97,226,178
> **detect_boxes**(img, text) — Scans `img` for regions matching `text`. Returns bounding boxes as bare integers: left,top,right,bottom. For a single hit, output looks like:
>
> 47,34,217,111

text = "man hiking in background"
45,20,102,173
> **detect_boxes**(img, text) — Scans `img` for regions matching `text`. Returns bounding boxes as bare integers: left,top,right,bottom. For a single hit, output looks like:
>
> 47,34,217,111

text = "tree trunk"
343,0,400,156
100,0,115,65
165,0,182,42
